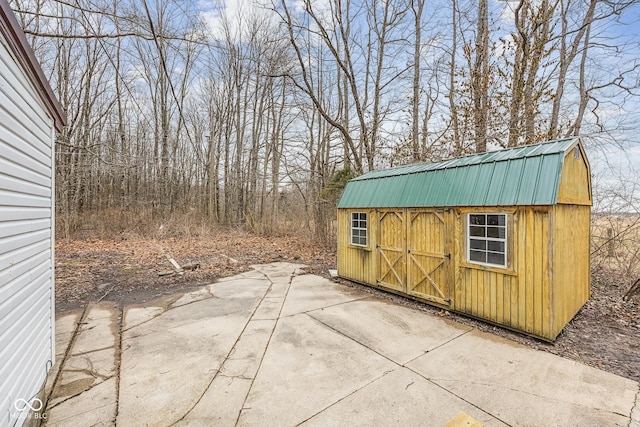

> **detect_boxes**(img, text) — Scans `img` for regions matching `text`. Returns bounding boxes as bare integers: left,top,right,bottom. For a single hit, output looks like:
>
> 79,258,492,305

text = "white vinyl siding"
0,31,55,426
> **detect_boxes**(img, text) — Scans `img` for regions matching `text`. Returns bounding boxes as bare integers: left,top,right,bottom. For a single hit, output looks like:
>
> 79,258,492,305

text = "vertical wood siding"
0,34,55,425
377,210,406,292
557,144,591,205
406,210,451,305
550,204,591,338
338,150,590,340
454,207,553,339
337,209,376,285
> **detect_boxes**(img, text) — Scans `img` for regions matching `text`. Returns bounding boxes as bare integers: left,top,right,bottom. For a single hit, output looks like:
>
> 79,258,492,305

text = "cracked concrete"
43,262,640,426
630,384,640,427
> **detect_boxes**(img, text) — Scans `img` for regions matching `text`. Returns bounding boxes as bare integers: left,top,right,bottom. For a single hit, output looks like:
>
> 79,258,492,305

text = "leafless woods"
9,0,640,242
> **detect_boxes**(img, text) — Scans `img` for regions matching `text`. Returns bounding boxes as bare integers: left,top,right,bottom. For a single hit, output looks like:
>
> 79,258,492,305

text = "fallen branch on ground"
156,244,201,277
624,278,640,301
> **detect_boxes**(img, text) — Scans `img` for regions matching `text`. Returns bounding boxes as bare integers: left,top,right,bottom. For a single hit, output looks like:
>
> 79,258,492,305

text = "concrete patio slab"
44,312,81,399
43,263,640,427
301,367,508,427
178,375,252,426
252,297,285,320
221,319,276,379
46,377,116,427
236,313,397,426
46,304,118,409
406,329,638,427
308,297,473,364
118,300,260,425
280,274,366,317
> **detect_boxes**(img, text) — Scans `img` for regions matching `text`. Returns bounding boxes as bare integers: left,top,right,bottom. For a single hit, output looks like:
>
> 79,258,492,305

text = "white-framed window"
467,213,507,268
350,212,368,246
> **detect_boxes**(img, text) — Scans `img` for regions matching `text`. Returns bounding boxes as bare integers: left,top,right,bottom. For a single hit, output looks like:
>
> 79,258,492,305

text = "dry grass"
591,213,640,288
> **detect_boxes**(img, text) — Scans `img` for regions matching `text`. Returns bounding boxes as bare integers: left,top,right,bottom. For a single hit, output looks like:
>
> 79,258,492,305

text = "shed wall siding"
550,204,591,338
557,145,591,205
337,209,376,285
453,207,552,338
339,205,572,340
0,32,55,425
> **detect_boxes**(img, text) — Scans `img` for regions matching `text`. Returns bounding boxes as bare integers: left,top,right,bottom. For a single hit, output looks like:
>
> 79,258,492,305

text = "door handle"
444,253,451,259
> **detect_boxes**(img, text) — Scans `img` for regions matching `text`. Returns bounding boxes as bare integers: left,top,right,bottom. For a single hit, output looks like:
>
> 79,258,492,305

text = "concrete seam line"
400,365,513,426
44,399,116,424
44,304,89,414
279,296,370,319
306,313,509,426
304,313,511,426
296,370,396,425
69,344,116,356
629,383,640,427
46,375,115,410
235,268,295,426
113,303,124,425
169,267,275,426
403,328,474,366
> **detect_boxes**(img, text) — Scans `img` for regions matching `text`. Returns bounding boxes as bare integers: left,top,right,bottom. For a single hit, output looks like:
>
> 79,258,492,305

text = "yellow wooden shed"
337,138,591,340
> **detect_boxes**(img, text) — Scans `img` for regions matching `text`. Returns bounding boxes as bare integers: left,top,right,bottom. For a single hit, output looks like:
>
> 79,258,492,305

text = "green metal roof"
337,137,581,208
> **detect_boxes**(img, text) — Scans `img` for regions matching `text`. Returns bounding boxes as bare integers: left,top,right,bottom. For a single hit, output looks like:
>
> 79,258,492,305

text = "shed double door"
376,209,451,306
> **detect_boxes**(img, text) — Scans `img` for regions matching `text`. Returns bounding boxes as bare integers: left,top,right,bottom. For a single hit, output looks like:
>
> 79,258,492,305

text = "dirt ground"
55,229,640,383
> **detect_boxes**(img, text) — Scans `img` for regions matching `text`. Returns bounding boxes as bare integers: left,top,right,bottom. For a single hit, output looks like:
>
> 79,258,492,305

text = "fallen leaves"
55,228,335,311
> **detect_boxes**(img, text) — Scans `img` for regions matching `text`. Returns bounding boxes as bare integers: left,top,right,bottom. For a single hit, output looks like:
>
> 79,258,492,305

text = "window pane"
352,220,358,228
359,220,367,228
487,226,505,239
487,252,505,265
470,239,486,250
470,214,485,225
488,241,505,252
359,213,367,221
470,226,485,237
352,213,358,221
487,215,499,225
469,250,486,262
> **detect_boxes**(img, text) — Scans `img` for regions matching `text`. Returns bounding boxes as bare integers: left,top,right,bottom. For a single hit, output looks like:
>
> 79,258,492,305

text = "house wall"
0,31,55,425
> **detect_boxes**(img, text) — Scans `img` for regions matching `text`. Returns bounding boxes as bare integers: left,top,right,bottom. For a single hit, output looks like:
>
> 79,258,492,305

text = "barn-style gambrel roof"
338,138,590,208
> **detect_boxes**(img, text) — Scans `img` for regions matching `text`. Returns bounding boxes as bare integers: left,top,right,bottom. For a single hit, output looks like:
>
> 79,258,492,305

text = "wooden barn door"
406,210,451,305
376,210,406,292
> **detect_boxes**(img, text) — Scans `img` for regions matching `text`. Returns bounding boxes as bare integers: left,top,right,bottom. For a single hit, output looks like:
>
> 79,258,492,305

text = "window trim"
350,211,368,247
466,213,508,268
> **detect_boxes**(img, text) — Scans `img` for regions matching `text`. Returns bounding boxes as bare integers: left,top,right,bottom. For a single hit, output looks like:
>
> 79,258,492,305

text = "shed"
0,1,65,424
337,138,591,341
